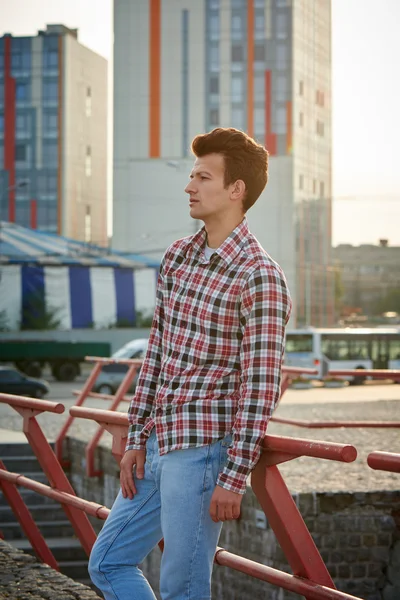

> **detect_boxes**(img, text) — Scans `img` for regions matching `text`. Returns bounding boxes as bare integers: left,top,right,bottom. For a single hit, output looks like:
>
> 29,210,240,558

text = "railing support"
0,460,59,571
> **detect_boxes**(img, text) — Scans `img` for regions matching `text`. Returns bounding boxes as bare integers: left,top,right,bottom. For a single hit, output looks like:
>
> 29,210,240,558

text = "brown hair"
191,128,269,213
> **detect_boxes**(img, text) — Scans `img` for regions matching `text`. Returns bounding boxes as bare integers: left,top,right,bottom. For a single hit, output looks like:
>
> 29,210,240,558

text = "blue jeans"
89,429,232,599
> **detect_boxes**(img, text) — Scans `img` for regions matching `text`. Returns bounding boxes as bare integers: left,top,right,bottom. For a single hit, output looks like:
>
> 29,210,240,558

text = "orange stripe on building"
265,70,276,155
286,100,292,154
149,0,161,157
247,0,254,138
57,36,63,235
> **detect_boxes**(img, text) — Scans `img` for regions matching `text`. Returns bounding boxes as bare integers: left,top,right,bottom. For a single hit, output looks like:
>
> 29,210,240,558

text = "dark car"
93,339,149,395
0,366,50,399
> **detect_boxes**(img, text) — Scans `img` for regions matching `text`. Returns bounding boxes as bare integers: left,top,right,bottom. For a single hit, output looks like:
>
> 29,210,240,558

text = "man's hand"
120,448,146,500
209,485,242,522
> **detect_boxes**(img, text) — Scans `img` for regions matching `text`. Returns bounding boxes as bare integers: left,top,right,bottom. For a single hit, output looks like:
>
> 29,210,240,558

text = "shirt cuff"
217,460,250,495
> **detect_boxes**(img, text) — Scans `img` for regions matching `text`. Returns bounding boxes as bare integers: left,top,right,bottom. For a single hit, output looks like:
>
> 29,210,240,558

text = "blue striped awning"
0,221,160,269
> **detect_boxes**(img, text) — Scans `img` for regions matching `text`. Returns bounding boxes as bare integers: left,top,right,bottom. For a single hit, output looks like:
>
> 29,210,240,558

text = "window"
43,80,58,103
299,112,304,127
0,113,3,132
85,206,91,243
231,76,243,102
313,179,317,194
275,106,286,134
231,107,244,130
316,120,325,136
276,44,287,70
285,334,313,353
209,44,219,71
15,144,27,161
299,174,304,190
254,44,265,62
231,45,244,62
209,77,219,94
16,82,29,102
85,146,92,177
43,142,58,168
320,181,325,198
43,112,58,133
275,75,287,101
255,11,265,40
44,50,58,69
254,74,264,101
254,107,265,134
209,13,219,40
276,13,287,39
231,14,243,40
209,108,219,126
86,87,92,117
299,80,304,96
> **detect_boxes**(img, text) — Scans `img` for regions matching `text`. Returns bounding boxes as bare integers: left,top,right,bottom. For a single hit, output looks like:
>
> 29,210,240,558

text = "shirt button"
188,290,195,297
172,351,179,358
181,321,188,328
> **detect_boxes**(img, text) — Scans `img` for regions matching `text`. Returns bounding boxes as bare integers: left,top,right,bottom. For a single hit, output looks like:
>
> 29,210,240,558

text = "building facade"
0,25,108,245
112,0,333,325
333,240,400,316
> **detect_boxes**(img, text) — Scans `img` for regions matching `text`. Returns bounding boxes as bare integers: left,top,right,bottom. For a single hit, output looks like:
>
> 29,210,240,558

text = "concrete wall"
67,437,400,600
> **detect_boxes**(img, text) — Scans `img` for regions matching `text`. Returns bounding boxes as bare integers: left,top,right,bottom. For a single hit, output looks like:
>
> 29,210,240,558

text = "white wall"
62,34,108,245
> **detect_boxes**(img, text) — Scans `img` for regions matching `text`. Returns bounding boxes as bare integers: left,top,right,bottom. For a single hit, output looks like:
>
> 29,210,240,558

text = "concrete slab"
0,429,27,443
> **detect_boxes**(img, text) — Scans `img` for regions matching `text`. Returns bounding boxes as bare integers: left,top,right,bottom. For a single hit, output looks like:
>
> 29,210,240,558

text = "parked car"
0,366,50,399
93,339,149,395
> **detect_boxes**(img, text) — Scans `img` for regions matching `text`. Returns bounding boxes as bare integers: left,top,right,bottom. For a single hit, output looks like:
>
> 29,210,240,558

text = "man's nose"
185,179,196,194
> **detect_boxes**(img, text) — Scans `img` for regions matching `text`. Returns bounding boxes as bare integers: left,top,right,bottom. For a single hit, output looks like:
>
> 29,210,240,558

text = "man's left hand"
209,485,242,522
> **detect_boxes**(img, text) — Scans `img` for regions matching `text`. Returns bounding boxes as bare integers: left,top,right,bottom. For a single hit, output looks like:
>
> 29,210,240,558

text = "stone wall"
66,437,400,600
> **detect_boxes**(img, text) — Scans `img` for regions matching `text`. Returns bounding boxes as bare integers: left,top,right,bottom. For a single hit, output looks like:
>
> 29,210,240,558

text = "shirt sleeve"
125,255,166,451
217,264,292,494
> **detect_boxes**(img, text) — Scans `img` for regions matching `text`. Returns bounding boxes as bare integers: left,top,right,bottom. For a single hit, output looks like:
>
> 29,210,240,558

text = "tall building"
113,0,333,325
0,25,108,245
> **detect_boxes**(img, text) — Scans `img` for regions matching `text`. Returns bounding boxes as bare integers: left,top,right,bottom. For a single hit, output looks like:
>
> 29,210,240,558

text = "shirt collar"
187,217,250,267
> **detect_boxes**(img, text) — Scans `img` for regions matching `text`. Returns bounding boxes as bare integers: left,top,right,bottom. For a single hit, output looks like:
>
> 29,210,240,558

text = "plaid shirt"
126,217,292,494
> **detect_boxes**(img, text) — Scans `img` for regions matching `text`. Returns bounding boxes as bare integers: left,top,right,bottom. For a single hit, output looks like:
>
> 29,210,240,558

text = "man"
89,128,292,599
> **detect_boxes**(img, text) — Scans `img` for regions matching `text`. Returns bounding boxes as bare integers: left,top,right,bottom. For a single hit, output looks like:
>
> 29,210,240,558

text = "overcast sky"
1,0,399,246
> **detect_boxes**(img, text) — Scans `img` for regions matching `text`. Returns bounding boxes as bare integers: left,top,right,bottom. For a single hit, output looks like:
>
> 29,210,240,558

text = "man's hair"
191,128,269,213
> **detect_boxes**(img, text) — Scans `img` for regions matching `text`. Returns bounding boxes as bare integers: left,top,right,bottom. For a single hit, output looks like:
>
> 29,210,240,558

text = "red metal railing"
67,361,319,477
367,451,400,473
54,356,142,470
0,394,97,558
70,404,362,599
0,394,367,599
329,368,400,381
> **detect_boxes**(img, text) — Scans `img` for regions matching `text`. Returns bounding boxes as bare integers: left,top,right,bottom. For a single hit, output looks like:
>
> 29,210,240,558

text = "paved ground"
0,378,399,494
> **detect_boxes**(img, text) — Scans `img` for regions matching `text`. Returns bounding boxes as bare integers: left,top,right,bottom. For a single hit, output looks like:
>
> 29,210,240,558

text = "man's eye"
201,176,208,180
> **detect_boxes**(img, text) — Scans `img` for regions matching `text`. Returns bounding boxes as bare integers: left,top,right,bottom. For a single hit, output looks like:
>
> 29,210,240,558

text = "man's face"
184,153,239,222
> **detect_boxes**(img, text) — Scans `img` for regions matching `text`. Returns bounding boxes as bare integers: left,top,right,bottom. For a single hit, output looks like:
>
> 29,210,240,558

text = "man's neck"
204,215,244,249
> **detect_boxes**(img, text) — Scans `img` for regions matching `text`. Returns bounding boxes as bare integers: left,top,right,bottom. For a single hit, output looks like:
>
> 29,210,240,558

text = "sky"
1,0,399,246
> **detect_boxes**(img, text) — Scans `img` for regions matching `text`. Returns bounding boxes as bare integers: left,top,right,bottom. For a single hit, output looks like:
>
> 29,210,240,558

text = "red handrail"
271,416,400,429
54,357,142,466
329,368,400,380
0,394,97,557
367,451,400,473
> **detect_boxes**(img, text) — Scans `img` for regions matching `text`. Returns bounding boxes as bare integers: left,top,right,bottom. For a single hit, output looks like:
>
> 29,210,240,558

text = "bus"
284,328,400,384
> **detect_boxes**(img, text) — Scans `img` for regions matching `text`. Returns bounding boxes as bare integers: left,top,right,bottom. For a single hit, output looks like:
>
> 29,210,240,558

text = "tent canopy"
0,221,160,269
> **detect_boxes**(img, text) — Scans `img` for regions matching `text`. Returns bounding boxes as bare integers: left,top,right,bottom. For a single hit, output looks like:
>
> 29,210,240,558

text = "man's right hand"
120,448,146,499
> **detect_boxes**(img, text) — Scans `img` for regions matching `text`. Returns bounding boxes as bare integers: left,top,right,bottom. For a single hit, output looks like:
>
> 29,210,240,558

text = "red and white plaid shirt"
127,217,292,494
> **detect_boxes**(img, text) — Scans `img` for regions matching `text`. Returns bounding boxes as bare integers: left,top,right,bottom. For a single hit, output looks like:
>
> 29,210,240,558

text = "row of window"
299,175,325,197
0,79,59,105
299,81,326,106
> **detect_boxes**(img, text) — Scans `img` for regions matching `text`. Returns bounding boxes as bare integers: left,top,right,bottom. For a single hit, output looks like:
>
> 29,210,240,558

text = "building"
333,240,400,316
112,0,333,325
0,24,108,245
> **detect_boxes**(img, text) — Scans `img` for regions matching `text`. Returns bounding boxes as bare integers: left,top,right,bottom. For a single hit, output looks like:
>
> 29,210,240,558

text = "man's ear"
231,179,246,201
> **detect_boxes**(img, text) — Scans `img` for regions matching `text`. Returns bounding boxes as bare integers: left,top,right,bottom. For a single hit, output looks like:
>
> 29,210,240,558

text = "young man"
89,128,292,599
